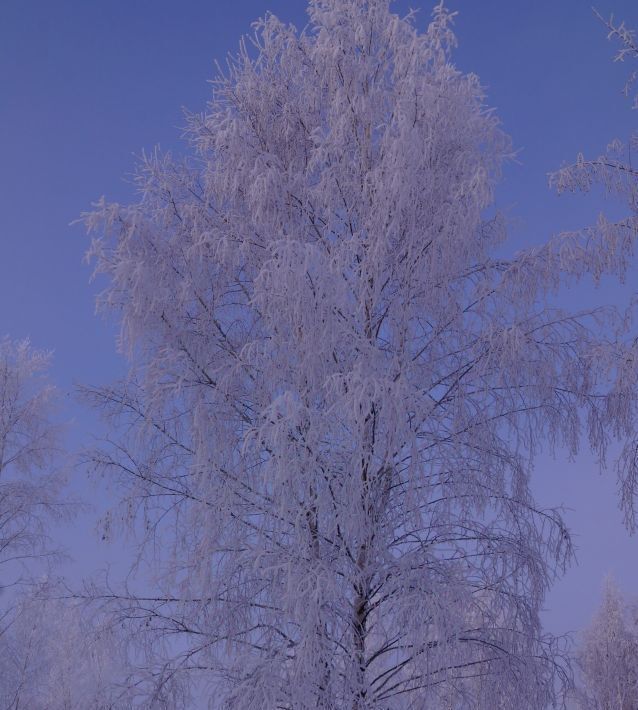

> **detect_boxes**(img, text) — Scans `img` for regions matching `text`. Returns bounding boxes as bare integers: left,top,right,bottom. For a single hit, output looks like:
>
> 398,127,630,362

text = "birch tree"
83,1,638,707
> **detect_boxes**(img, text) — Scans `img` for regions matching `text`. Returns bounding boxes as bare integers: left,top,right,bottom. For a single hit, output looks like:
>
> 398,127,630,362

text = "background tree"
550,9,638,532
83,0,638,707
0,338,86,705
550,12,638,706
0,337,66,604
0,590,136,710
574,578,638,710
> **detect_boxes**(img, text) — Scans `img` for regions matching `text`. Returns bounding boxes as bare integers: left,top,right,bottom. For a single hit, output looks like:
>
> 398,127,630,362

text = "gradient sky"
2,0,638,646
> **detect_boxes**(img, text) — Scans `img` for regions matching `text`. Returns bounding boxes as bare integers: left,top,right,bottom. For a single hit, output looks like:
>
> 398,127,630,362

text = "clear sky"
2,0,638,644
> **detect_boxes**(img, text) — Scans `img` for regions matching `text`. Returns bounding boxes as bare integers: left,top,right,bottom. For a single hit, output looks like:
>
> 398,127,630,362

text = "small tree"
0,339,82,705
0,337,65,599
83,1,638,707
575,579,638,710
0,591,134,710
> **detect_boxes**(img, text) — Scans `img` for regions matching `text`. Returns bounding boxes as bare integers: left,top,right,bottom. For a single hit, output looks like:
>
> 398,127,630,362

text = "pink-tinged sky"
1,0,637,641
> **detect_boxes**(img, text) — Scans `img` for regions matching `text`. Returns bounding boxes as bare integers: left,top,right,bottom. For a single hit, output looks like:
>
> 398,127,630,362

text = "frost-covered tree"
0,337,65,599
0,591,134,710
82,1,638,707
550,10,638,533
574,579,638,710
0,338,73,703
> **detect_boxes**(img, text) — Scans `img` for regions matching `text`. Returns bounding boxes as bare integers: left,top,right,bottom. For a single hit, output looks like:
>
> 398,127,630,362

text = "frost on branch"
82,0,638,707
593,8,638,108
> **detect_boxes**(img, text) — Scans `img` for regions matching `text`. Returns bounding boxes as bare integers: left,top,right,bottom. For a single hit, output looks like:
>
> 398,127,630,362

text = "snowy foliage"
82,1,638,707
574,579,638,710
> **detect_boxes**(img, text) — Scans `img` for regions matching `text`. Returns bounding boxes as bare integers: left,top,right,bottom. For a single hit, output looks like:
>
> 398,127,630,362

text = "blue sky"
2,0,637,641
